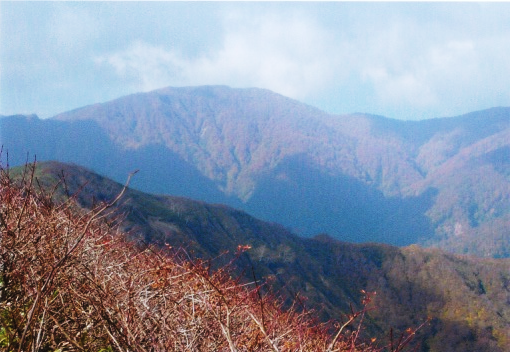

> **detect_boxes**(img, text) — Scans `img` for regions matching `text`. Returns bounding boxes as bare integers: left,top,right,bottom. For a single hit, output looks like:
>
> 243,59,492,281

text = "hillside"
1,86,509,257
2,161,382,352
17,160,510,351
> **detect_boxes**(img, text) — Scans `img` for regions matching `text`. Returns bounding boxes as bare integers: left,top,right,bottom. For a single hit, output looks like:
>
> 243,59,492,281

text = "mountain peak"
4,87,510,257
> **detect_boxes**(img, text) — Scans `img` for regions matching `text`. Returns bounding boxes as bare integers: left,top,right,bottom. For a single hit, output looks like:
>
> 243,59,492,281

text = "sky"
1,2,510,121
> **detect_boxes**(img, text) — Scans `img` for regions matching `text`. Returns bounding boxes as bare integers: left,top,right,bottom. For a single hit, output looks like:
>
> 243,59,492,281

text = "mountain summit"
2,86,509,256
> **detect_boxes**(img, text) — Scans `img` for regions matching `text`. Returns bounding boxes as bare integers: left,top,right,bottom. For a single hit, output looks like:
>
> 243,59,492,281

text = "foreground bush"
0,161,421,351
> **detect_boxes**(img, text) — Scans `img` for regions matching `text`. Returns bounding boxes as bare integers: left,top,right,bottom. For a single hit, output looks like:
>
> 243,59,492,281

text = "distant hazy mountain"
21,161,510,351
1,86,509,256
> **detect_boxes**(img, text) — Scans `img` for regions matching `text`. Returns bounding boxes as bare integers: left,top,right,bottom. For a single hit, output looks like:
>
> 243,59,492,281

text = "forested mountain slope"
15,161,510,351
1,86,509,256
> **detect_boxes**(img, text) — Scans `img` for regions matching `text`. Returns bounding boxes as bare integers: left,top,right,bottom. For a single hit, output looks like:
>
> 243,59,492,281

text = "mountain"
17,160,510,352
1,86,509,257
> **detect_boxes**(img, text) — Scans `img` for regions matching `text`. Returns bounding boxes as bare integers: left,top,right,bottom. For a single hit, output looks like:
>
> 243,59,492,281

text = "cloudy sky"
1,2,510,120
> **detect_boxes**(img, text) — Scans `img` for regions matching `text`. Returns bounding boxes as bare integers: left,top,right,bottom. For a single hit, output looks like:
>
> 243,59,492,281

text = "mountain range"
11,160,509,352
1,86,508,257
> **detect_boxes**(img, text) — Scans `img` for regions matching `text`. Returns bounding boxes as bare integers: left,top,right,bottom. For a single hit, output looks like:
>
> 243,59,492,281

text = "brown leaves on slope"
0,160,422,351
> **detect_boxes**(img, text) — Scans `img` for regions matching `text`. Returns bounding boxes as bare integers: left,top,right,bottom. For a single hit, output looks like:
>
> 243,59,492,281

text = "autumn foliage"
0,160,423,351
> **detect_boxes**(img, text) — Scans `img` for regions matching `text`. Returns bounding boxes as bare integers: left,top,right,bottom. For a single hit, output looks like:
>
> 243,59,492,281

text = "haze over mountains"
1,85,509,257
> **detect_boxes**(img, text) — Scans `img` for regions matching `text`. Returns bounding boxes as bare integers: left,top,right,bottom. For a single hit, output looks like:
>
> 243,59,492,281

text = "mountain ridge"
2,85,509,256
15,160,510,352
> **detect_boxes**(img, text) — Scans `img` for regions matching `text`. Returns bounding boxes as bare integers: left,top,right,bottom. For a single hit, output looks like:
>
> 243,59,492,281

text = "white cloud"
48,4,102,55
362,67,437,107
95,5,504,119
8,2,506,119
361,38,479,108
94,10,342,99
429,40,476,71
349,7,492,116
95,42,186,92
